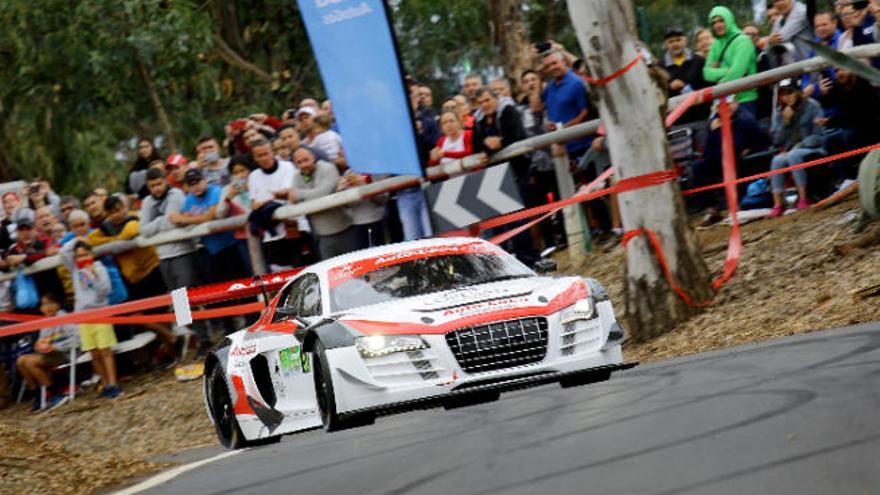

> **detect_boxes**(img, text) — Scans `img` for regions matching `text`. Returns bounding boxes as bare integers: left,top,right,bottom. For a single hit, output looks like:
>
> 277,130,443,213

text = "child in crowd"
60,238,122,399
15,292,80,412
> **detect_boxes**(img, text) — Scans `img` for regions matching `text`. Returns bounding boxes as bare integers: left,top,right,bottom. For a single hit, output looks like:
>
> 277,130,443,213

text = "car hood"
336,276,587,335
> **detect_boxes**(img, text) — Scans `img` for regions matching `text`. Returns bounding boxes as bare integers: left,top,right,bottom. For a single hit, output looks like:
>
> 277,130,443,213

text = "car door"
263,274,323,432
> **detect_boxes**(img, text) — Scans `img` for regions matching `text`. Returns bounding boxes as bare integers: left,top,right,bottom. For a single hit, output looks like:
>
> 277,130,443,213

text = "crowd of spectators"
1,0,879,411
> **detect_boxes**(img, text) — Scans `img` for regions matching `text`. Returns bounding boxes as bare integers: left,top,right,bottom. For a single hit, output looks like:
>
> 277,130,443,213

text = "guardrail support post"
552,144,590,265
247,231,268,276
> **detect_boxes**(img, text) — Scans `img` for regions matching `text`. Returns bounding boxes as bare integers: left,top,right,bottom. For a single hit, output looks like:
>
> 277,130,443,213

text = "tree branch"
212,33,272,82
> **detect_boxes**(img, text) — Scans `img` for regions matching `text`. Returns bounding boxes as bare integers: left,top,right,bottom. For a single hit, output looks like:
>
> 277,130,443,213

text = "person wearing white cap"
295,106,319,146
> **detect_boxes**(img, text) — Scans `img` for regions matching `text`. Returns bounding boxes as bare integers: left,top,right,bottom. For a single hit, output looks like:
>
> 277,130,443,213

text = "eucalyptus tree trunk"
488,0,532,88
566,0,713,340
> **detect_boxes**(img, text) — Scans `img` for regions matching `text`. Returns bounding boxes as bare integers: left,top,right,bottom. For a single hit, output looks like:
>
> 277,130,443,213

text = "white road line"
113,449,244,495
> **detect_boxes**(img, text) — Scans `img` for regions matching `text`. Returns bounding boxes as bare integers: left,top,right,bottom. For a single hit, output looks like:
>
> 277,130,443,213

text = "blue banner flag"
296,0,422,177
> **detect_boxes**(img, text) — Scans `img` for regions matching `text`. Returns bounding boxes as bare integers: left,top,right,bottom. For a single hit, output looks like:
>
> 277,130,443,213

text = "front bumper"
328,301,632,415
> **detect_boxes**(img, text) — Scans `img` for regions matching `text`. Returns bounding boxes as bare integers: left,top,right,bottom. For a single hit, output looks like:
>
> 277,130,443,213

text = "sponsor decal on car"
441,296,530,317
327,241,505,287
277,345,310,376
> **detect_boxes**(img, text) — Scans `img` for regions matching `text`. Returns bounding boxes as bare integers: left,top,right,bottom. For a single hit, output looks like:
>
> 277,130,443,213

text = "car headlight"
560,298,595,324
355,335,428,358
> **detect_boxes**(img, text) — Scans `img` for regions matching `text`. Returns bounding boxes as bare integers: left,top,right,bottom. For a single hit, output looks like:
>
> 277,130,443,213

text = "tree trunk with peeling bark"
137,61,177,152
566,0,713,341
488,0,532,87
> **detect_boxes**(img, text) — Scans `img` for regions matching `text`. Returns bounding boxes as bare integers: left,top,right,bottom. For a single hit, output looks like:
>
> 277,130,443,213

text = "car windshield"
330,252,533,312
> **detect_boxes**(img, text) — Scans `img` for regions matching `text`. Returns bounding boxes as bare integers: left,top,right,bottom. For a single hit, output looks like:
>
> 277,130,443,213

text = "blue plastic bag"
14,269,39,309
106,263,128,305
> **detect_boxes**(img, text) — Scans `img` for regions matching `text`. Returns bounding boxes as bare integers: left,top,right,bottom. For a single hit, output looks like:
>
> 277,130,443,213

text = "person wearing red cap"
165,153,189,189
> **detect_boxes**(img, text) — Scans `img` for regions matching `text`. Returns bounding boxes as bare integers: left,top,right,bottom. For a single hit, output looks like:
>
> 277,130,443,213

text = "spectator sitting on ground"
60,238,121,399
694,28,714,59
429,111,474,166
89,195,179,361
16,292,80,412
768,79,826,217
767,0,812,64
288,147,357,261
704,6,759,116
196,136,230,187
311,113,345,170
127,138,161,201
817,67,880,184
165,154,189,190
691,97,771,226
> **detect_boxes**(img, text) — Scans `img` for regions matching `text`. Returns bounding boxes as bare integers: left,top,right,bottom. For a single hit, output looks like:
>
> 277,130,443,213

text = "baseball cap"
664,26,685,39
12,207,35,228
184,168,204,183
166,154,189,168
295,106,317,118
778,78,798,91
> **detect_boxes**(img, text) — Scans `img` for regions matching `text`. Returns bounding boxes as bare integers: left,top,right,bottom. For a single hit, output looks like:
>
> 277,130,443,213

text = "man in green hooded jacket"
703,6,759,115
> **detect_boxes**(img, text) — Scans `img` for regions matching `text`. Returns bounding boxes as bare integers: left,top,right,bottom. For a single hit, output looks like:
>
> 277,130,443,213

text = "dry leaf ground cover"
2,195,879,494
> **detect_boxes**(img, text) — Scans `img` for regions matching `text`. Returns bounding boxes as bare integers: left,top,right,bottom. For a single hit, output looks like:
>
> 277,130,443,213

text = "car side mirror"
534,257,557,275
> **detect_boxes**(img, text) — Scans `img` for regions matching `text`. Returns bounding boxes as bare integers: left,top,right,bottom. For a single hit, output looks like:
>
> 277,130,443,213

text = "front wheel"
313,341,374,432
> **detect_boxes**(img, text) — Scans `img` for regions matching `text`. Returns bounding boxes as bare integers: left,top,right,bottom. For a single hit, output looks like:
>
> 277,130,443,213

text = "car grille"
445,317,549,373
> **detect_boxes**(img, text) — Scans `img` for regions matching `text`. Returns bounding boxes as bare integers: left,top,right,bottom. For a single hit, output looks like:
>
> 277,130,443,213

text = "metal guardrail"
2,43,879,282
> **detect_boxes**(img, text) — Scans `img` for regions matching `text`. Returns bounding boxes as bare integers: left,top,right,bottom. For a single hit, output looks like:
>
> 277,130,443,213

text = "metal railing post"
552,144,589,264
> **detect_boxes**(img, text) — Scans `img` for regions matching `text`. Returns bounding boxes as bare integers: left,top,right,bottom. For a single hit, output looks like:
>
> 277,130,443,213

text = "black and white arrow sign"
425,163,524,232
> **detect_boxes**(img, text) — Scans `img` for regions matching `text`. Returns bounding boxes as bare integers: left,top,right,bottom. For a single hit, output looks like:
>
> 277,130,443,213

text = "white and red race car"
204,237,634,448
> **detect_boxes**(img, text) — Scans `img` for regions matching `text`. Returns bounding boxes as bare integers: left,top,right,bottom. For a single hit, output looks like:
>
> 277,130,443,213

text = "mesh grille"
445,317,549,373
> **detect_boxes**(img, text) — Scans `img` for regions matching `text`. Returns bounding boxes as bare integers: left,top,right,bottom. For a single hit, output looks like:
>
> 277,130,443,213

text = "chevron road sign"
425,163,524,232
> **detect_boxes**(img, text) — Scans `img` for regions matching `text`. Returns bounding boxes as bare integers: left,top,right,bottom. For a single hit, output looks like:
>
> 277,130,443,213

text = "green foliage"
0,0,763,197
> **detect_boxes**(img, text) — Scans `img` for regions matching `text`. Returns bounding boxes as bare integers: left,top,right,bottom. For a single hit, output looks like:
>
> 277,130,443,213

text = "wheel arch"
300,320,357,353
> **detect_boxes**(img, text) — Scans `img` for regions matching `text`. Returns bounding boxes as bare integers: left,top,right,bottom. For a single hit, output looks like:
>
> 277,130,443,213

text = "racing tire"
313,341,375,432
441,390,501,410
559,369,612,389
206,365,281,449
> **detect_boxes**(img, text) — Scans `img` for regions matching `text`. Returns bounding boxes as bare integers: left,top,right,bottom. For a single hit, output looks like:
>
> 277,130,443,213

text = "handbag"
14,269,39,309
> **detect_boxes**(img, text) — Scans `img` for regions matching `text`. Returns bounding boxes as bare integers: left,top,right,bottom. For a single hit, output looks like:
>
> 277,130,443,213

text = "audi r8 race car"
203,237,635,449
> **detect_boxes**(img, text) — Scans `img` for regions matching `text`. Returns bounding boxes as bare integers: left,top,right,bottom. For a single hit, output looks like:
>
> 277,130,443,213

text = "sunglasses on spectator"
185,179,201,186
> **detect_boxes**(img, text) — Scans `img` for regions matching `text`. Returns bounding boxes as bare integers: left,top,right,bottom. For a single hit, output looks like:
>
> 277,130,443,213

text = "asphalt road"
134,323,880,495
